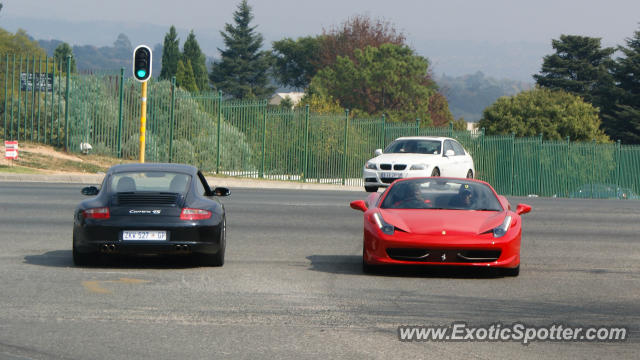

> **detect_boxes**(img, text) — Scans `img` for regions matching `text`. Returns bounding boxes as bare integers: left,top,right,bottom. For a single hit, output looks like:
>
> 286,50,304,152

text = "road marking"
82,278,150,294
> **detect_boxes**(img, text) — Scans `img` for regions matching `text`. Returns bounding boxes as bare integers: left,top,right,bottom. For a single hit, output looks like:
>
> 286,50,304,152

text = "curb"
0,172,364,192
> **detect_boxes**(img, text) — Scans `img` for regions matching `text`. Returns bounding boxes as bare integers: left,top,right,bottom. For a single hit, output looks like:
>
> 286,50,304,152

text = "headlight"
373,212,395,235
410,164,426,170
493,215,512,238
365,162,377,170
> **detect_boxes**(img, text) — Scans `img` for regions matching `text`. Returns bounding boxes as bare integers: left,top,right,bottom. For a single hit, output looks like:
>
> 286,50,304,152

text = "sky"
2,0,640,81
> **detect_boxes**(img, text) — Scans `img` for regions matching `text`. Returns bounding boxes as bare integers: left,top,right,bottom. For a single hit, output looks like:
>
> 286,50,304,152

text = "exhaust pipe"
175,244,191,253
100,244,118,253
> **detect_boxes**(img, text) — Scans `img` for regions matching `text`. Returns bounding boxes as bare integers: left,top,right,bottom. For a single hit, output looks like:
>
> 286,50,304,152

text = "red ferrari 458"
350,177,531,276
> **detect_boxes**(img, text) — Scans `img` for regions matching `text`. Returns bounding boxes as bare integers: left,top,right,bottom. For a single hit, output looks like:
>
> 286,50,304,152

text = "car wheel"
466,170,473,179
431,168,440,177
72,244,95,266
362,246,378,274
502,265,520,277
364,185,378,192
199,219,225,267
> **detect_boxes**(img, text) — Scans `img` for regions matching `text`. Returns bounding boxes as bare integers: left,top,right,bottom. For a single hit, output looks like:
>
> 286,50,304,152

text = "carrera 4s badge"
129,209,162,214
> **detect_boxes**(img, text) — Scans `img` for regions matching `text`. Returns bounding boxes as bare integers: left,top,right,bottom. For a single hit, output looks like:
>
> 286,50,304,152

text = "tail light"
83,207,110,219
180,208,212,220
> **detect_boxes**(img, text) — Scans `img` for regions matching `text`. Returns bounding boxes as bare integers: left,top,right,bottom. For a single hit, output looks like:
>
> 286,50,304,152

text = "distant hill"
38,34,163,75
437,72,533,122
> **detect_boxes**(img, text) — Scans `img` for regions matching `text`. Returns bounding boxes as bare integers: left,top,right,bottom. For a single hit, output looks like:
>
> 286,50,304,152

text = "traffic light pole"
139,80,147,163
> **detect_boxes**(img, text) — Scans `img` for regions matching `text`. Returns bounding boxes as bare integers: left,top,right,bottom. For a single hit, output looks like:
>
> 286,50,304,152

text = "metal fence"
2,55,640,198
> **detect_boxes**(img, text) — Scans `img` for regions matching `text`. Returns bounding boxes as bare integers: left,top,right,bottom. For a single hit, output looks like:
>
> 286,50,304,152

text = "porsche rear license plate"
122,231,167,241
381,172,402,178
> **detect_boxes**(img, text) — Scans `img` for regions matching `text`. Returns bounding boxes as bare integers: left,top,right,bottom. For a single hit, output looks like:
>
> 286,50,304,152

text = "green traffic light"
137,69,147,78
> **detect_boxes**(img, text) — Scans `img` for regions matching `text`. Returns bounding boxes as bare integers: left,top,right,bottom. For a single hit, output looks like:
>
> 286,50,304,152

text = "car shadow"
306,254,508,279
24,250,203,269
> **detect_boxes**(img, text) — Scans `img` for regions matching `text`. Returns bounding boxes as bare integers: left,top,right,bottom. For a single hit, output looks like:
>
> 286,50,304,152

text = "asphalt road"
0,182,638,359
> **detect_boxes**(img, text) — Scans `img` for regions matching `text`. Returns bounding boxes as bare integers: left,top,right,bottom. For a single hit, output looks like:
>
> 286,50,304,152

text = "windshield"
380,178,503,211
383,139,441,154
109,171,191,194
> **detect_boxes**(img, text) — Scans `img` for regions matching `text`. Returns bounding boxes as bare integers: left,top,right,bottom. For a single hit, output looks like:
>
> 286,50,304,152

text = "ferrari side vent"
386,248,430,261
456,250,501,262
115,193,179,206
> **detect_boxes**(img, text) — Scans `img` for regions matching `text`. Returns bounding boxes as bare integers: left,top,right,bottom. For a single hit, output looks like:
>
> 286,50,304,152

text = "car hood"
369,153,440,164
379,208,505,235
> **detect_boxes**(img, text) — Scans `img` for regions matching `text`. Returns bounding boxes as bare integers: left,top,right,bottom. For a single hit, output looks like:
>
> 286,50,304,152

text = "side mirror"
444,149,455,157
516,204,531,215
350,200,368,212
374,149,383,157
212,187,231,197
81,186,99,196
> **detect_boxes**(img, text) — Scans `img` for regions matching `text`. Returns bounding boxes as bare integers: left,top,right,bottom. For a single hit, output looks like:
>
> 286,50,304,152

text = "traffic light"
132,45,152,82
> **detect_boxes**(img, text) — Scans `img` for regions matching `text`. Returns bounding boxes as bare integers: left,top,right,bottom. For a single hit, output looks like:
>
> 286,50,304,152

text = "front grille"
365,177,377,183
394,164,407,170
386,248,501,263
115,193,179,206
380,164,392,170
380,178,397,184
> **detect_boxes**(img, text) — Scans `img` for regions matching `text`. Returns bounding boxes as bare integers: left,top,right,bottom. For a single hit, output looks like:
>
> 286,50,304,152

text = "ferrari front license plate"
122,230,167,241
381,172,402,178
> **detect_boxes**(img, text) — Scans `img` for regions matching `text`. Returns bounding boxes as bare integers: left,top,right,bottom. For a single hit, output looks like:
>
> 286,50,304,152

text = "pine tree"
182,30,208,92
605,28,640,144
209,0,274,98
176,59,198,93
160,26,181,81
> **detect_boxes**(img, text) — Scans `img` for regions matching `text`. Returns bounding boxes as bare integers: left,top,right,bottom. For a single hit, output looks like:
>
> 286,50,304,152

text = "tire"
72,246,95,266
502,265,520,277
431,168,440,177
199,218,226,267
362,246,378,274
364,185,378,192
466,170,474,179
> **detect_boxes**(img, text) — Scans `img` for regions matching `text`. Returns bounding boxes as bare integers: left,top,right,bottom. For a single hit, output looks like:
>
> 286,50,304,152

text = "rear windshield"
109,171,191,193
384,139,441,154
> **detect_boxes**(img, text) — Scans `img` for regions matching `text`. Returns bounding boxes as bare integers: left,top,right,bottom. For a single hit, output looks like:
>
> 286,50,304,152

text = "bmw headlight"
373,212,395,235
365,162,377,170
493,215,512,238
410,164,426,170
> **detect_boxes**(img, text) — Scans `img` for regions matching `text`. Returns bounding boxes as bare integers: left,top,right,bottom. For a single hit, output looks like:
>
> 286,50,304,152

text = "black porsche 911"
72,163,230,266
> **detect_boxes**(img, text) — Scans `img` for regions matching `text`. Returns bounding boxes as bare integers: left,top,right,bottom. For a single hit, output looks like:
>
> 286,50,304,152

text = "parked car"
72,163,230,266
362,136,475,192
568,183,640,200
350,177,531,276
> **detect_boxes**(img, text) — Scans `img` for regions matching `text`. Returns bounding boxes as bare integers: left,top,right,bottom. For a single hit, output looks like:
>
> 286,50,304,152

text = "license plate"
381,172,402,178
122,230,167,241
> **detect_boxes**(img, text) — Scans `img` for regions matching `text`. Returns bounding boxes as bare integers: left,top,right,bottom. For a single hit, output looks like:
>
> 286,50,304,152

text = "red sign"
4,140,18,160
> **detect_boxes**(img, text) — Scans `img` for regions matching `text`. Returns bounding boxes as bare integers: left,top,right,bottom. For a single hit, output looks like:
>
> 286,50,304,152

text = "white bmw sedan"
362,136,475,192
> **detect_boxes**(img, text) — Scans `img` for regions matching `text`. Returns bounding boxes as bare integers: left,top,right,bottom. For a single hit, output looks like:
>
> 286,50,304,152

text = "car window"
384,139,441,154
109,171,191,193
443,140,454,155
451,140,465,156
196,172,209,196
380,178,502,211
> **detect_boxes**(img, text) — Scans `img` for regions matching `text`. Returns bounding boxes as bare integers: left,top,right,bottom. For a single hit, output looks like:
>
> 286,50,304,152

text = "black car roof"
107,163,198,175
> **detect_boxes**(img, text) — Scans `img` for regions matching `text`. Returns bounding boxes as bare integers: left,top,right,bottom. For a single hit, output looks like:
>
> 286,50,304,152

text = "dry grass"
0,142,133,174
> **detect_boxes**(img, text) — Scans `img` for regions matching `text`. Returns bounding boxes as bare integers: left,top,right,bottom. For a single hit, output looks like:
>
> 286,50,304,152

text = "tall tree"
209,0,274,98
160,26,180,81
176,59,198,93
271,36,321,89
605,27,640,144
53,42,76,72
182,30,208,92
318,14,406,69
533,35,617,133
309,44,444,124
478,87,610,142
